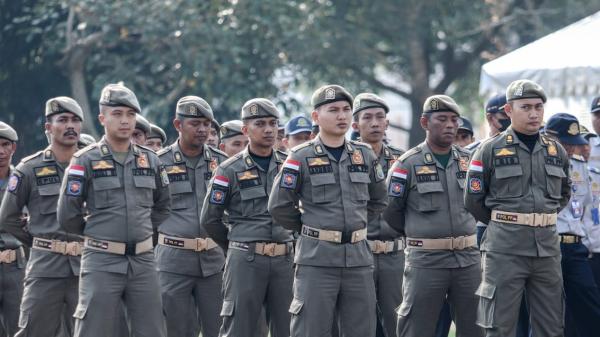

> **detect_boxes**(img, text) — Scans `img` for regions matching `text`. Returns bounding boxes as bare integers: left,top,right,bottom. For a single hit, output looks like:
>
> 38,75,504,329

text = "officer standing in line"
454,116,475,148
384,95,482,337
587,96,600,281
0,97,84,337
351,93,404,337
132,113,151,146
0,122,26,337
544,113,600,337
155,96,228,337
200,98,293,337
585,152,600,286
207,120,220,148
218,120,249,157
56,83,170,337
78,134,96,149
275,121,287,153
465,79,570,337
268,84,388,337
146,124,167,152
283,115,313,150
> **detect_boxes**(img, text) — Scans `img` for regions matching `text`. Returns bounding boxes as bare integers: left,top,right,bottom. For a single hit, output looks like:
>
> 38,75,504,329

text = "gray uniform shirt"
156,141,226,277
57,138,171,274
383,142,479,268
368,144,404,241
464,128,570,257
0,166,24,251
268,137,388,267
556,155,588,237
200,147,293,249
0,148,81,277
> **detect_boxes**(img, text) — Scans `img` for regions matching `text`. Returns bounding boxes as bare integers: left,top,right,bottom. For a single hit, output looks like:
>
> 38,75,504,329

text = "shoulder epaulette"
350,140,372,149
276,149,288,158
157,146,171,157
20,150,43,163
571,154,585,162
73,144,96,158
399,146,422,163
135,144,156,154
588,166,600,175
386,144,405,155
208,146,228,158
290,140,313,153
220,152,243,169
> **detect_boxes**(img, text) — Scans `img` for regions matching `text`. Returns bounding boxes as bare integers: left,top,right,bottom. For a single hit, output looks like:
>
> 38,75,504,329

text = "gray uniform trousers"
159,271,223,337
16,276,78,337
373,252,404,337
290,265,376,337
220,248,293,337
478,251,563,337
396,264,482,337
73,257,166,337
0,261,24,337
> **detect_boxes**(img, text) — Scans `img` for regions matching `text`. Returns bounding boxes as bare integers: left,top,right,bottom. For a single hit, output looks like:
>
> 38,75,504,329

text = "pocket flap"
133,175,156,189
416,181,444,194
73,304,88,319
545,164,566,178
220,300,234,317
92,177,121,191
475,282,496,299
289,298,304,315
170,181,193,194
395,301,411,317
349,172,371,184
310,173,336,186
495,165,523,179
38,183,60,196
240,187,267,200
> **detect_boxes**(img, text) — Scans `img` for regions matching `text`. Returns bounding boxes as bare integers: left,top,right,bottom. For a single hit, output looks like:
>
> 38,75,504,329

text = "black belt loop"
246,242,256,262
392,240,398,252
286,242,293,261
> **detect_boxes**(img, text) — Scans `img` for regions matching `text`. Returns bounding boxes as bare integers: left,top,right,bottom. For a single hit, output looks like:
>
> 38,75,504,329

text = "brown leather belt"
158,234,218,252
84,236,153,256
33,237,82,256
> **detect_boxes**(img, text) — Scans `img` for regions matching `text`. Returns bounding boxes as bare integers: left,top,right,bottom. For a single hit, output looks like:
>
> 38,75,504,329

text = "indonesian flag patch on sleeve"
68,164,85,177
469,160,483,172
209,175,229,205
283,159,301,171
392,167,408,180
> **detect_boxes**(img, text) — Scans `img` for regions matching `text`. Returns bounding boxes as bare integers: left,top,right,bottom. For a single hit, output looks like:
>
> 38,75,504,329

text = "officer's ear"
351,121,359,132
218,142,226,152
504,103,513,118
173,118,182,133
420,114,429,131
311,109,319,126
241,121,249,136
282,136,290,148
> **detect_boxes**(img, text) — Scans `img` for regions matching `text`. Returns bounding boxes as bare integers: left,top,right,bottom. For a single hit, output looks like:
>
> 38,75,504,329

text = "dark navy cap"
458,117,474,135
545,113,587,145
591,96,600,114
485,93,507,114
285,115,312,136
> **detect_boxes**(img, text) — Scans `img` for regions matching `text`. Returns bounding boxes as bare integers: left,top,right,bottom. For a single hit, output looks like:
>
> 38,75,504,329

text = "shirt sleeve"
0,167,33,246
267,153,302,232
200,166,232,250
464,144,492,223
382,159,410,235
57,156,88,235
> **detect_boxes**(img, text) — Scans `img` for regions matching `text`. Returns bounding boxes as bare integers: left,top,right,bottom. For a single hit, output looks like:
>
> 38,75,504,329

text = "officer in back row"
218,120,248,157
200,98,294,337
146,123,167,152
0,122,26,337
351,93,404,337
156,96,227,337
544,113,600,337
385,95,482,337
57,83,171,337
268,84,388,337
0,97,84,337
465,79,570,337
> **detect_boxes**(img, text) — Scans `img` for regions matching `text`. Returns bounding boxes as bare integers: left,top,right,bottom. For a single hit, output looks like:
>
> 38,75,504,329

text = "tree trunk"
408,97,426,147
68,65,98,138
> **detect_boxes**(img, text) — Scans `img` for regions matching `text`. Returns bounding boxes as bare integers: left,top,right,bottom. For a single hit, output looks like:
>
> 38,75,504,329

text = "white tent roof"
479,11,600,128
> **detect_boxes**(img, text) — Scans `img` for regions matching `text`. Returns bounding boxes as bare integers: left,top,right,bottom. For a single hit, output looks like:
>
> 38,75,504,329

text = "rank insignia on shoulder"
506,135,514,144
424,153,434,164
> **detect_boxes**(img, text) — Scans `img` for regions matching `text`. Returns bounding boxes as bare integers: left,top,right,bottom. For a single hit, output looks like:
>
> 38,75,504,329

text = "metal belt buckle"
263,243,277,256
196,238,207,252
452,237,466,250
0,250,15,263
53,240,67,254
374,240,386,253
65,242,81,256
532,213,544,227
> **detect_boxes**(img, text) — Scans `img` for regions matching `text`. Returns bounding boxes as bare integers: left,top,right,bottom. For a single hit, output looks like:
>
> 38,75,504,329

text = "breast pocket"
415,181,444,212
92,177,122,209
170,181,194,210
133,175,156,207
494,165,523,198
239,187,267,216
545,164,566,199
37,184,60,214
309,174,337,204
349,172,370,201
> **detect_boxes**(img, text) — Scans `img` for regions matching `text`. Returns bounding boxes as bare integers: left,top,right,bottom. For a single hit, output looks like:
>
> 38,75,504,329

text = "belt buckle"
375,240,386,254
53,240,67,254
196,238,207,252
263,243,276,256
452,237,465,250
65,242,81,256
0,250,12,263
532,213,544,227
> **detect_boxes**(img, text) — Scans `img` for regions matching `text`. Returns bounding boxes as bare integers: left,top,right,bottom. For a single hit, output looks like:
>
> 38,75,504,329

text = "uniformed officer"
146,123,167,152
351,92,405,337
78,133,96,149
207,120,220,148
132,113,151,146
155,96,227,337
455,116,475,148
0,97,84,337
544,113,600,337
218,120,248,157
465,79,570,337
0,122,26,337
585,154,600,287
275,121,287,153
283,115,313,149
56,83,170,337
268,84,388,337
587,96,600,283
384,95,482,337
200,98,293,337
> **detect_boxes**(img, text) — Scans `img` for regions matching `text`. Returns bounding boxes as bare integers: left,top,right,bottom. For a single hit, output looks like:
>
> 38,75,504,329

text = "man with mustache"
156,96,227,337
201,98,294,337
351,93,404,337
0,122,26,337
57,83,170,337
465,80,570,337
269,85,387,337
0,97,84,337
384,95,482,337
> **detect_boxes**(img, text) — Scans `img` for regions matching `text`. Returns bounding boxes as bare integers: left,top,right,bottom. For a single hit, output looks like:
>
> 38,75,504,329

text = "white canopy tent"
479,11,600,129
